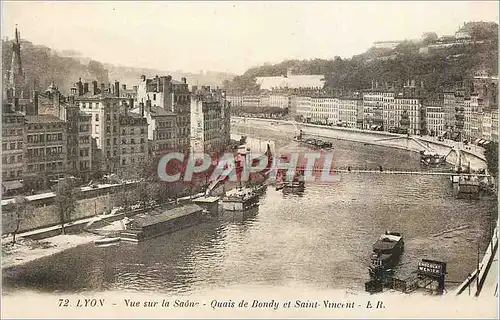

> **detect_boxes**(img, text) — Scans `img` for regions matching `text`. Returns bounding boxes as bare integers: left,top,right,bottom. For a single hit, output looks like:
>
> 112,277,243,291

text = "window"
122,129,126,135
113,138,117,145
106,126,110,133
107,139,110,146
153,94,156,100
95,114,99,121
122,159,126,165
140,128,145,134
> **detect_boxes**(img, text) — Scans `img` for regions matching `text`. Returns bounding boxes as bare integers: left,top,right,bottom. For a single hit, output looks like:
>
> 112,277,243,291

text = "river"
2,134,497,296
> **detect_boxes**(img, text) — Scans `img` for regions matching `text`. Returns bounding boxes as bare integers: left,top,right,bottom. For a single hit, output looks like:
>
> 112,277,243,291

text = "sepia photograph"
1,1,499,318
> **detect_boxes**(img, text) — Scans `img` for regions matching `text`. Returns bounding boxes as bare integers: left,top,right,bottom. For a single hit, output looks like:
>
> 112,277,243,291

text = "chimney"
77,78,83,96
156,75,160,92
128,98,134,113
100,83,105,93
92,81,98,95
140,75,146,82
83,82,89,94
133,85,138,92
140,102,145,117
14,97,19,111
146,99,152,112
32,90,39,115
70,87,77,96
162,76,173,110
53,90,60,110
122,84,127,90
114,80,120,97
68,95,75,105
181,77,187,84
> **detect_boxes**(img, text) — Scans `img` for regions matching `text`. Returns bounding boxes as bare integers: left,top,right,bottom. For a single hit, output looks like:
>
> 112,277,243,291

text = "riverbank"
231,117,488,171
2,234,100,269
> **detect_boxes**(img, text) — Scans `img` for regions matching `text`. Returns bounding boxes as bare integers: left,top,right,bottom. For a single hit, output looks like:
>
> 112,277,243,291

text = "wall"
2,193,112,234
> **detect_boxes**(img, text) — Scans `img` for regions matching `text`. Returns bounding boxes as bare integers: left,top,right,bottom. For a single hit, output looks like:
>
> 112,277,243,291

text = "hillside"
223,22,498,94
2,39,237,94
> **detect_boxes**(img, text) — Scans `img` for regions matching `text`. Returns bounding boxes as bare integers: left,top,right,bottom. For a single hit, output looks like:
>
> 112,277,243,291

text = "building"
119,112,148,168
491,109,498,142
2,102,26,183
443,91,456,131
190,87,231,155
362,91,385,130
3,28,27,102
255,68,325,91
72,79,130,173
24,114,67,182
39,84,93,179
372,41,402,50
268,94,291,109
338,96,362,128
225,95,262,108
137,75,191,153
130,102,177,154
425,100,444,136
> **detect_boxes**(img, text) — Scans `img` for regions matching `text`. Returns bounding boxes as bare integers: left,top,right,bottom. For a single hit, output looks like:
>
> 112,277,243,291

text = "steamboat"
368,231,404,279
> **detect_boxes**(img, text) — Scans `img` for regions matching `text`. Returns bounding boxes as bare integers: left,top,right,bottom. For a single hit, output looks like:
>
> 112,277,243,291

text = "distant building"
255,68,325,91
425,100,445,136
372,41,402,50
3,28,27,101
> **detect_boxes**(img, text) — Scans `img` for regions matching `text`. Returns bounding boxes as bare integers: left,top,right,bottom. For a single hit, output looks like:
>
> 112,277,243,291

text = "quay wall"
232,117,487,171
2,194,112,235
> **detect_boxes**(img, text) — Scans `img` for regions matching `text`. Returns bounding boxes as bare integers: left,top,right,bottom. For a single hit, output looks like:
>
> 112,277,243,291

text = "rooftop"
256,74,326,91
130,106,177,117
130,204,203,228
75,92,119,100
25,114,65,123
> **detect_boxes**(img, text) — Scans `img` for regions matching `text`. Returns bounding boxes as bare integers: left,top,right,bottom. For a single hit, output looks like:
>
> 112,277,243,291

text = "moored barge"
120,204,205,242
222,187,260,211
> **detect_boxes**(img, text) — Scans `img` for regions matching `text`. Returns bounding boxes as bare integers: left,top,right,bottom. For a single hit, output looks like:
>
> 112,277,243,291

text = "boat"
368,231,404,279
222,187,260,211
455,176,480,200
283,167,305,189
120,204,205,242
94,237,121,245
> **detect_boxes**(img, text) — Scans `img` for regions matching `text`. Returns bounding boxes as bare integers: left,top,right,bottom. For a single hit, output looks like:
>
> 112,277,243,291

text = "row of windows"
122,146,145,154
27,123,64,130
28,162,64,172
27,146,63,156
2,142,23,151
3,155,23,164
3,116,24,124
3,128,24,136
3,170,23,179
27,133,63,143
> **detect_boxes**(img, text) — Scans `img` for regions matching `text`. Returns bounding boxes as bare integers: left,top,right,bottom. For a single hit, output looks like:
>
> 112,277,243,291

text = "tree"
483,142,498,178
422,32,438,45
5,197,34,244
54,178,80,234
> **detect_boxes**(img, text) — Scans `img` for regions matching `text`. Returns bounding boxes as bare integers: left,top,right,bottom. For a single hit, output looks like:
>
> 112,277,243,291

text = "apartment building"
2,103,25,182
425,100,445,136
119,112,148,168
130,101,178,154
25,114,67,182
137,75,191,153
191,87,231,155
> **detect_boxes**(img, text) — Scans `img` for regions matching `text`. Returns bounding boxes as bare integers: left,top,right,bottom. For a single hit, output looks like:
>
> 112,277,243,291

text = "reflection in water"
2,140,497,295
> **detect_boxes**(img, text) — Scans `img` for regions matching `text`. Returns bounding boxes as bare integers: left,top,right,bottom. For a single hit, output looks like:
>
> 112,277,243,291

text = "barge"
120,204,205,242
222,187,260,211
455,177,480,200
368,231,404,279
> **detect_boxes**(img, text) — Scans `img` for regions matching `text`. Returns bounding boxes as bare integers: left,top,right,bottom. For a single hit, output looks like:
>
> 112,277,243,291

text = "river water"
2,135,497,295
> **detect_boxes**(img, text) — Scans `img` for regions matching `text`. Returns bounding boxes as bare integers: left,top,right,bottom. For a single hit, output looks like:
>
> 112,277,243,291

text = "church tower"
4,27,25,101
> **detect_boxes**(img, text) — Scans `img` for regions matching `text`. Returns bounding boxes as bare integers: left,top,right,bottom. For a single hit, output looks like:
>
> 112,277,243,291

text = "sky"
2,1,499,75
